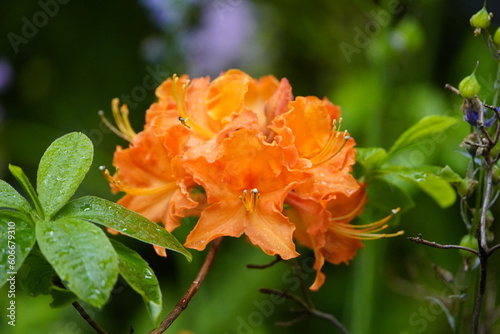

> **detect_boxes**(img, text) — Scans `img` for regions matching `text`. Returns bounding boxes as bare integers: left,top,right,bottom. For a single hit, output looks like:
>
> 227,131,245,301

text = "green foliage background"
1,0,500,333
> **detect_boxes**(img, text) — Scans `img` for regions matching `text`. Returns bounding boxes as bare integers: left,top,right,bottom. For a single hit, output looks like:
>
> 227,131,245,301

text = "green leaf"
387,116,458,156
18,249,54,297
0,179,32,214
366,176,415,213
37,132,94,218
0,215,36,288
382,166,457,208
438,165,463,183
9,164,45,220
55,196,192,261
111,240,162,323
36,218,119,308
18,249,78,308
356,147,388,168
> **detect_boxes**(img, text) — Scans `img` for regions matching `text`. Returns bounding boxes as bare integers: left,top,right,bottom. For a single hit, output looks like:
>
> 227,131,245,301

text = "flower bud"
458,68,480,98
493,164,500,184
494,27,500,46
459,234,478,259
457,177,478,197
470,6,492,29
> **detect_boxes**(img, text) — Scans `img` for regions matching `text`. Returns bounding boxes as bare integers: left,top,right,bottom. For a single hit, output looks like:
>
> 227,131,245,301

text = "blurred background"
2,0,500,333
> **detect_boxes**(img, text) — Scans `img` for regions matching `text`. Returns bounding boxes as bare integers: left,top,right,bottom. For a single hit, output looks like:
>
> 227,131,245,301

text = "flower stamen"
309,118,350,167
239,188,260,213
172,74,215,139
100,166,176,196
330,208,403,240
99,98,137,142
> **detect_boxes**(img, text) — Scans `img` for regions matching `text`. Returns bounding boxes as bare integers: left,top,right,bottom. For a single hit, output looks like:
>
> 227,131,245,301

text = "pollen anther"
172,75,215,139
309,117,350,167
99,98,137,142
239,188,260,212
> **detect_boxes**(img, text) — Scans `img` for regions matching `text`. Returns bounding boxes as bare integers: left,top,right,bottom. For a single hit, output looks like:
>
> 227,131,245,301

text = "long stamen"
330,192,368,222
99,98,137,142
172,75,215,139
239,188,260,212
330,208,403,240
100,166,176,196
309,118,350,167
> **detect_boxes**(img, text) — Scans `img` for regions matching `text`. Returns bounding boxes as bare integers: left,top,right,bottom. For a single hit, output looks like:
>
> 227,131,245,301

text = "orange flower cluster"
103,69,401,290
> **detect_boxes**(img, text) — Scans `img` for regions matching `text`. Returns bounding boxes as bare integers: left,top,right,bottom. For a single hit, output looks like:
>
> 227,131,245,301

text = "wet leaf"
36,218,118,308
37,132,93,218
111,240,162,323
0,215,36,287
55,196,192,261
0,179,32,214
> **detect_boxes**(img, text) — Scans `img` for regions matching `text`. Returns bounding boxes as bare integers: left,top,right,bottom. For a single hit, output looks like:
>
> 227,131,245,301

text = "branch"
407,234,479,256
247,255,282,269
149,237,223,334
259,288,349,334
72,302,108,334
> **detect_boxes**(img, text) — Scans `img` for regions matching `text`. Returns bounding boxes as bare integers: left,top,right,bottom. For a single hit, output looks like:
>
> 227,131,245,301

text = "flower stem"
149,237,223,334
259,288,349,334
471,160,493,333
72,301,108,334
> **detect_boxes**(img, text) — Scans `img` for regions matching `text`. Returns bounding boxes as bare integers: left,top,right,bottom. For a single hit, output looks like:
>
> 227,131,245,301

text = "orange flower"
102,69,402,289
101,100,197,255
285,188,401,291
183,128,309,259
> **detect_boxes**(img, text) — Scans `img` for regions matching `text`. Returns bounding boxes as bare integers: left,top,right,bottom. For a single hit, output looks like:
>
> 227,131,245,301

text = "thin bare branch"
149,237,223,334
407,235,479,256
72,302,108,334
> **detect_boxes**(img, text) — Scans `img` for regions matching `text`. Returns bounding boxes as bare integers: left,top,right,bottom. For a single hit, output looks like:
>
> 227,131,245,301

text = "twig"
407,234,479,256
72,302,108,334
259,288,349,334
247,255,282,269
472,160,495,334
149,237,223,334
445,83,461,96
489,243,500,255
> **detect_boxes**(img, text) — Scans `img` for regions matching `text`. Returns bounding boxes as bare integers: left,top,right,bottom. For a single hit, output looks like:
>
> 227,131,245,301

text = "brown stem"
149,237,223,334
72,302,108,334
472,256,488,334
471,161,494,334
247,255,282,269
407,235,479,256
259,288,349,334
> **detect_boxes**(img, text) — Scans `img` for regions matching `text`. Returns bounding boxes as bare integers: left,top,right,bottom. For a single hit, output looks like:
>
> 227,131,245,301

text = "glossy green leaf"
111,240,162,323
0,215,36,288
382,166,457,208
387,115,458,156
0,179,32,214
55,196,192,261
36,218,119,308
18,249,54,297
37,132,93,218
9,164,44,220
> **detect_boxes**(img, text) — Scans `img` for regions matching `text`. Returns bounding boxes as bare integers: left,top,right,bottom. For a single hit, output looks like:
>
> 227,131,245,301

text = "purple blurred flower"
183,1,259,76
0,58,13,93
139,0,262,76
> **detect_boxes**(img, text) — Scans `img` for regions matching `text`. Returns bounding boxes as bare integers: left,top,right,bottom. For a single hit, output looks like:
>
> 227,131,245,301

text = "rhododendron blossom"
102,69,402,290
